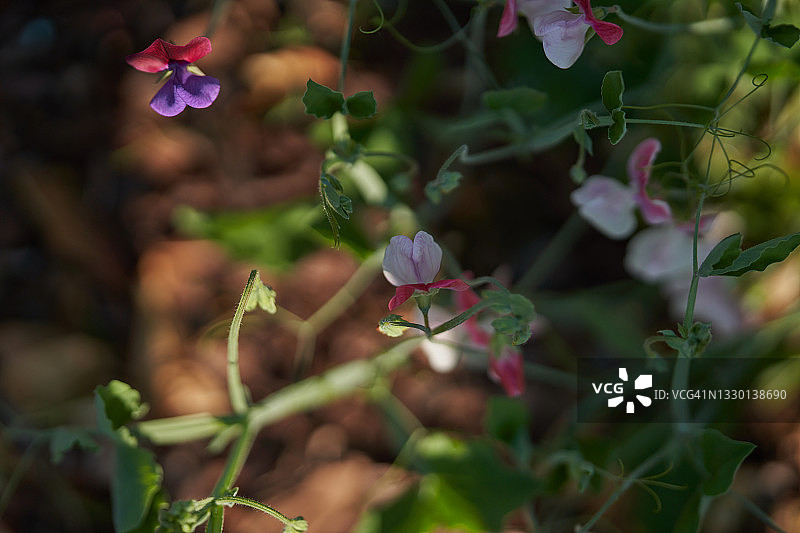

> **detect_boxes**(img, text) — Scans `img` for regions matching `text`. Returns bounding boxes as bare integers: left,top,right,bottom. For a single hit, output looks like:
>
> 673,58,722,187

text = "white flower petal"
411,231,442,284
518,0,571,22
382,234,418,286
571,176,637,239
624,225,693,282
533,11,587,69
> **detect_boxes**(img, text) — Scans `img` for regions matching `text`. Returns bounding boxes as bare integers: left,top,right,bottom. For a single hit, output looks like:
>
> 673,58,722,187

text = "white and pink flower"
571,138,672,239
498,0,623,69
382,231,470,311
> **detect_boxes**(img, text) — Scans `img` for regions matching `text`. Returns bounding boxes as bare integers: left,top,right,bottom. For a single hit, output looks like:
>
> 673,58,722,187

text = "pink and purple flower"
126,36,220,117
571,138,672,239
382,231,470,311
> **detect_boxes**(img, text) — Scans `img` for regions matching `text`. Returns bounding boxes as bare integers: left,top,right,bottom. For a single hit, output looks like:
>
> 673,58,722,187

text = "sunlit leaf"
95,380,149,431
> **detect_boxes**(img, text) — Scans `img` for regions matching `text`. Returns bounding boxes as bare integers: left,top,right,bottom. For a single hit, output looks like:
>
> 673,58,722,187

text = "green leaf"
698,233,743,276
113,438,165,532
302,79,345,119
601,70,624,113
608,109,627,144
579,109,601,129
762,23,800,48
344,91,378,119
736,2,763,34
357,433,538,532
482,87,547,114
699,232,800,277
320,174,353,220
700,429,755,496
245,273,278,314
424,170,462,204
95,380,149,431
486,396,528,444
49,427,99,463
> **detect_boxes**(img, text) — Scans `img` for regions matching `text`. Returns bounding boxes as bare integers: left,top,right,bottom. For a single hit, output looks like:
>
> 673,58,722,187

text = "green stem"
293,249,382,376
215,496,298,527
338,0,359,91
249,338,419,432
576,444,672,533
227,271,257,415
206,421,258,533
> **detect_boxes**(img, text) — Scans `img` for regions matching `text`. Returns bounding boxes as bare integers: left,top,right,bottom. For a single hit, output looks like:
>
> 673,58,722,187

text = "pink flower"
570,138,672,239
126,37,220,117
454,277,527,397
382,231,470,311
488,348,526,397
498,0,623,69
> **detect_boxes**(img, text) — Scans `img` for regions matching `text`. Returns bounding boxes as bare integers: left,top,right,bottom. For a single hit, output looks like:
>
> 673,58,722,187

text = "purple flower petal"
149,77,186,117
175,74,221,109
411,231,443,284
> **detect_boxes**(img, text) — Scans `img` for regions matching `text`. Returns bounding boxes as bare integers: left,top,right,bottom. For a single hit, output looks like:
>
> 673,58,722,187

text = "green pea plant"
2,0,800,532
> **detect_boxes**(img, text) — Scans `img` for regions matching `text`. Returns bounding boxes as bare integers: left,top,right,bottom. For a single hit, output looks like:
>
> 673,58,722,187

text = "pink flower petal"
497,0,519,37
574,0,623,44
636,195,673,225
388,284,424,311
489,349,525,396
627,138,672,225
162,36,213,63
126,39,170,72
427,279,471,292
627,138,661,189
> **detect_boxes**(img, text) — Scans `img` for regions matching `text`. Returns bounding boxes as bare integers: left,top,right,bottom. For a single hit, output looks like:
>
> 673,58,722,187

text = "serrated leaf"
344,91,377,119
302,79,345,119
95,380,149,431
700,232,800,277
762,23,800,48
608,109,627,144
49,427,99,463
701,429,755,496
113,440,165,532
601,70,624,113
698,233,743,276
482,87,547,114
